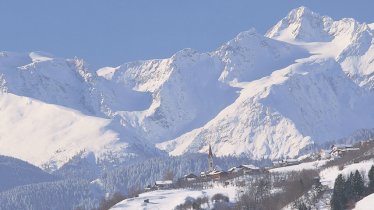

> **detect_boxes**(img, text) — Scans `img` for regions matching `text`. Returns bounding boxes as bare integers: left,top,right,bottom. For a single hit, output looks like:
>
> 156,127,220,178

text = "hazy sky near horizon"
0,0,373,69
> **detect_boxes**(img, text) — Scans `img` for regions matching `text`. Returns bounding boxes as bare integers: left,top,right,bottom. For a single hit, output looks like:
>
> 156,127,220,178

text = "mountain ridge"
0,6,373,169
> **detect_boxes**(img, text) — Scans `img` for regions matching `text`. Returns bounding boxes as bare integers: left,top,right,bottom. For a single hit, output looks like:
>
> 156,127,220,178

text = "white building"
228,164,260,174
273,159,300,167
329,144,358,158
154,180,173,190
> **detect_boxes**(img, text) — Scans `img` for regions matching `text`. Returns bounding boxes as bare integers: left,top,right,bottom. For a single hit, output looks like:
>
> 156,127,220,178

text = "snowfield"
0,93,122,169
354,193,374,210
110,185,238,210
269,160,328,173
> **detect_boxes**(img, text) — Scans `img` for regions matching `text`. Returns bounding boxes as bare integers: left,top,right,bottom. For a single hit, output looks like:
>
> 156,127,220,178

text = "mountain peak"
285,6,326,27
289,6,314,17
266,6,333,42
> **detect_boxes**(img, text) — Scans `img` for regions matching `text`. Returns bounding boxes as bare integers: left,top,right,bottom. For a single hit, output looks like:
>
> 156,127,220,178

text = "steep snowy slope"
0,93,120,169
266,6,333,42
266,6,374,89
155,8,373,159
157,58,374,159
100,49,238,143
0,155,56,192
215,28,308,83
97,30,308,144
0,92,164,170
0,52,101,115
0,52,162,169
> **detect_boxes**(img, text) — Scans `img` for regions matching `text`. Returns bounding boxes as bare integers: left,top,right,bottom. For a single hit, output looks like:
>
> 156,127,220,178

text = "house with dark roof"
154,180,173,190
183,173,198,181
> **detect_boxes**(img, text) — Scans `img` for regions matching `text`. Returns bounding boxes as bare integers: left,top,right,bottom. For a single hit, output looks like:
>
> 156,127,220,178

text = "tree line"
331,165,374,209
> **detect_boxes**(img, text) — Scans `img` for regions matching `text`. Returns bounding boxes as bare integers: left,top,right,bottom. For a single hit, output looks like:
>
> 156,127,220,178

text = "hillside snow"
354,193,374,210
266,6,374,89
110,185,237,210
320,159,374,189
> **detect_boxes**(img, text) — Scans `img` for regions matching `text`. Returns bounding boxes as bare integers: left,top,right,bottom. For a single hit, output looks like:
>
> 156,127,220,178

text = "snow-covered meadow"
320,159,374,188
111,185,238,210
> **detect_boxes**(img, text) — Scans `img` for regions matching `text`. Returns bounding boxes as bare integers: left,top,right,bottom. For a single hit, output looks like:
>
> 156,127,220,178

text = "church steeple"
208,144,214,172
208,144,213,158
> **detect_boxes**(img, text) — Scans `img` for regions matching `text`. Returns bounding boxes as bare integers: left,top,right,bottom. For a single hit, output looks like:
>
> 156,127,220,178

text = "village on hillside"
145,143,361,191
109,139,374,210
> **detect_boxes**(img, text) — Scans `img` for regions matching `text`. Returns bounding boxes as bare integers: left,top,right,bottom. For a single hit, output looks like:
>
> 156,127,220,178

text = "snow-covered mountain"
266,6,374,89
157,7,374,158
157,58,374,159
0,52,160,170
1,6,373,169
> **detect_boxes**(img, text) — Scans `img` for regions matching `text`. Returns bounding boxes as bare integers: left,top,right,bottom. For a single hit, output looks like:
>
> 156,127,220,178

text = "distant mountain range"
0,6,373,170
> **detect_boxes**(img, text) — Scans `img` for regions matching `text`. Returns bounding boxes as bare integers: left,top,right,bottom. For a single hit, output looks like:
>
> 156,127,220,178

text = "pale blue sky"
0,0,373,69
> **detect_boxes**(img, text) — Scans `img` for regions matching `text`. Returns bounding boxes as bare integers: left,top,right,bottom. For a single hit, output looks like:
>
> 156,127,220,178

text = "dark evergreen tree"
343,172,354,202
352,170,365,199
331,174,346,210
368,165,374,194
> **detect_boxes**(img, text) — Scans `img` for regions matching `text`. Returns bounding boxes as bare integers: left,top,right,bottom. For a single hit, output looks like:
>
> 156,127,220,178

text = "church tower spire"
208,144,214,172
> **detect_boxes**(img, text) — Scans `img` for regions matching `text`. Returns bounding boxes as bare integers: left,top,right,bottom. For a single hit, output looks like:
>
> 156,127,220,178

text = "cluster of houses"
145,165,265,191
145,143,360,191
200,164,264,179
319,144,359,159
273,144,360,168
198,145,264,179
144,180,174,191
146,145,267,191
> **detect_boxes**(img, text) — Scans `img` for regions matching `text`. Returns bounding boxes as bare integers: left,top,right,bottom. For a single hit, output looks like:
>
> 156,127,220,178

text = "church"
208,144,214,172
201,145,229,179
